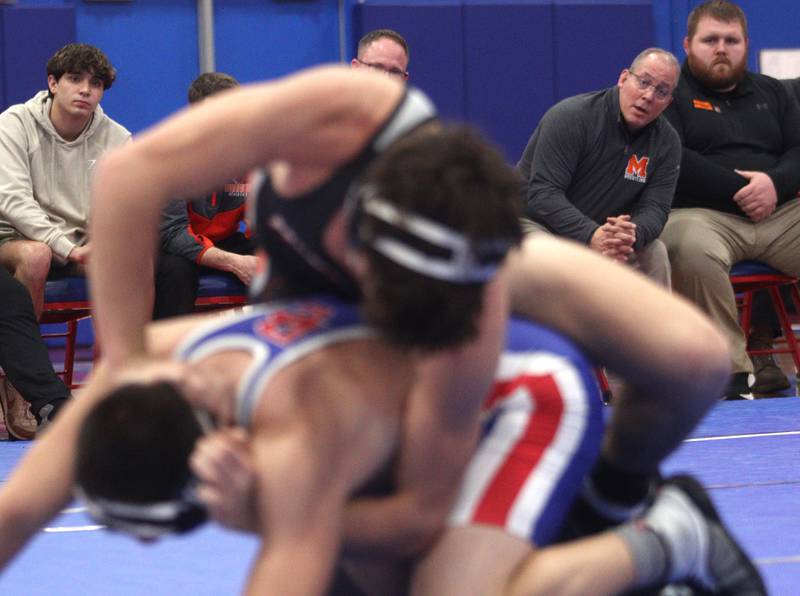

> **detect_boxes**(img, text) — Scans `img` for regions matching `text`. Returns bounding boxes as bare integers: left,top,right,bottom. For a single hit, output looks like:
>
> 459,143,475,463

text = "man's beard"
688,53,746,90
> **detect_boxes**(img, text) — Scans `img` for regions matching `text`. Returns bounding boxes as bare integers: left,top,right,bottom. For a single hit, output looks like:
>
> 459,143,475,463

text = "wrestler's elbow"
404,508,450,556
671,311,732,397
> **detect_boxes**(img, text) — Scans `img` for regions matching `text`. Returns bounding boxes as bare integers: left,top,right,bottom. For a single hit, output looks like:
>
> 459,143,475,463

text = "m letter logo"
624,154,649,183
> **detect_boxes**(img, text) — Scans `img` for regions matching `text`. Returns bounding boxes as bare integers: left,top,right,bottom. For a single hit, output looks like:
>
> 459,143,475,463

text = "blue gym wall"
1,0,799,157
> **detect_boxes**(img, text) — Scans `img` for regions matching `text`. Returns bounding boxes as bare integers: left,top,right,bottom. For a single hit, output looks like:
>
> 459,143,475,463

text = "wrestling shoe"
0,378,37,440
641,475,766,595
721,373,754,401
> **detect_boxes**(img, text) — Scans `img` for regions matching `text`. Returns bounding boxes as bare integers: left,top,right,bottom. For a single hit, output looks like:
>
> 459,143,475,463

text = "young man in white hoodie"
0,43,131,316
0,44,130,437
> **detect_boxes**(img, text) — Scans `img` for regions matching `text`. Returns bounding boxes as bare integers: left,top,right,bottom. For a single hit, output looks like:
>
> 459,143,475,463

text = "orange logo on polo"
624,154,649,183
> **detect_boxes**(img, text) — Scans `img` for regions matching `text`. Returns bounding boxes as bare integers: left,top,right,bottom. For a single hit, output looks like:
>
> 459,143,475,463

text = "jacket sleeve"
663,101,748,210
0,113,76,260
630,127,680,250
765,83,800,203
159,199,209,262
522,105,599,245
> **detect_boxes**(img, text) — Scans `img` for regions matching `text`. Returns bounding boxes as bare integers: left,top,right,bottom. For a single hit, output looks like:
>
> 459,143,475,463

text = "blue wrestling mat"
0,398,798,594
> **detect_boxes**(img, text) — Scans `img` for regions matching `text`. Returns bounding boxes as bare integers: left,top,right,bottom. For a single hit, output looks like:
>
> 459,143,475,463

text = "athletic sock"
616,475,766,594
615,522,670,588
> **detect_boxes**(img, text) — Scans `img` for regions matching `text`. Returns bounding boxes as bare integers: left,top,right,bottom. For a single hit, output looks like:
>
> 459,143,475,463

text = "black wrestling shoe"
643,475,766,595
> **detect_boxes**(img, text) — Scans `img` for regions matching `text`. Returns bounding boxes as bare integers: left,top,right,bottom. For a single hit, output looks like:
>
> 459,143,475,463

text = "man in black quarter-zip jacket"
661,0,800,401
518,47,680,288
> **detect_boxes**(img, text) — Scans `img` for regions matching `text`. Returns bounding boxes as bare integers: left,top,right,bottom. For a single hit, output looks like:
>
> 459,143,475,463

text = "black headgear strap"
346,184,513,284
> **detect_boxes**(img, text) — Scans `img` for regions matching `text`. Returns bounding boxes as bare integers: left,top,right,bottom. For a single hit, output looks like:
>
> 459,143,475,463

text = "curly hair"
46,43,116,96
355,124,523,351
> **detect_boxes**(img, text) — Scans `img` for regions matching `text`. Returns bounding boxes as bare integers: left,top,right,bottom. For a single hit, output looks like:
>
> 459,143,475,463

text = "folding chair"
730,260,800,376
595,367,612,405
195,273,248,312
41,276,92,389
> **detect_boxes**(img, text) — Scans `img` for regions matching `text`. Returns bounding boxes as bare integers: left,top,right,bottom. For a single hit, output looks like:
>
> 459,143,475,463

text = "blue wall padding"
214,0,340,84
0,6,76,111
463,1,555,161
354,2,467,122
553,2,654,100
74,0,340,134
355,1,654,161
75,0,199,134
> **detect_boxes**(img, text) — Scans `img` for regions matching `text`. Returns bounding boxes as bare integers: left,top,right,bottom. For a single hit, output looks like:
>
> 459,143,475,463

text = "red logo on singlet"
256,303,333,345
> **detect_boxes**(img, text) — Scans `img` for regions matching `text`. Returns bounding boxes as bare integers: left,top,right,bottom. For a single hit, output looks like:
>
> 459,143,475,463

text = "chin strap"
75,481,208,541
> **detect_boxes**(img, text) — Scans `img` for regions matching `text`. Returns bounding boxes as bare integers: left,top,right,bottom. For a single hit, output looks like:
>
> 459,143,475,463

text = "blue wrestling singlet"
449,317,605,547
174,296,377,427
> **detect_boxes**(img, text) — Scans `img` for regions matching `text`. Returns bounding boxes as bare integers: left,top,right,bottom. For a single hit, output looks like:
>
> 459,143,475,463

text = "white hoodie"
0,90,131,263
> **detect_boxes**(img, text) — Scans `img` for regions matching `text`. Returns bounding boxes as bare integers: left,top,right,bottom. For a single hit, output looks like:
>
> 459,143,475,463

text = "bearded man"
660,0,800,400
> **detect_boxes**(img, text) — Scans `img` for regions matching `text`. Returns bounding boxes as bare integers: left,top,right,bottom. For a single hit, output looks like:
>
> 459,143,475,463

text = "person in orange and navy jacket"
159,73,258,306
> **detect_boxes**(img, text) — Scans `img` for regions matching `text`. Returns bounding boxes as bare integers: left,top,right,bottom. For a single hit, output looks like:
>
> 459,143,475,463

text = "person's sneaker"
721,372,754,401
643,475,766,595
34,397,67,435
0,378,37,441
749,352,791,395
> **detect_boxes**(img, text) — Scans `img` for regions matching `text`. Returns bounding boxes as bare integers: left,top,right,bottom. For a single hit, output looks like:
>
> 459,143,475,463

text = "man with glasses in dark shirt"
518,48,681,287
351,29,409,81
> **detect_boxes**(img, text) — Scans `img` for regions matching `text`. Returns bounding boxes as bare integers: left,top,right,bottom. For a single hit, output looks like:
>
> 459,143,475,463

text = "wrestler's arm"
0,363,117,567
0,313,213,569
244,411,352,594
89,66,403,364
341,270,511,559
507,234,729,394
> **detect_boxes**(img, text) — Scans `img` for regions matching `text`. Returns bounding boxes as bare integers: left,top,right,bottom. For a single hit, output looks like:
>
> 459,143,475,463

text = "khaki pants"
520,218,672,288
661,200,800,373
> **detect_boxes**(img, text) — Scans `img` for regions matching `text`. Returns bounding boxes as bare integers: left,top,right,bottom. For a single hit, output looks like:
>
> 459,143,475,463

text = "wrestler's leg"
507,236,729,533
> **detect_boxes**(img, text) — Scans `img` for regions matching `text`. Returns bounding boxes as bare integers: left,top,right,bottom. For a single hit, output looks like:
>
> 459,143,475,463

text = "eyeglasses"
355,58,408,79
628,71,672,101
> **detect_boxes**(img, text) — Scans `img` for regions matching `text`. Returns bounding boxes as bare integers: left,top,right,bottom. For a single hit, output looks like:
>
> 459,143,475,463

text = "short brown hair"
46,43,116,94
687,0,748,40
358,29,409,62
188,72,239,104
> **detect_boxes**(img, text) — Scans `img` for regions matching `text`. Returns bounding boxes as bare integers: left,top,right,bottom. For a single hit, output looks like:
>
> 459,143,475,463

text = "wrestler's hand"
733,170,777,222
190,428,259,533
178,363,239,426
